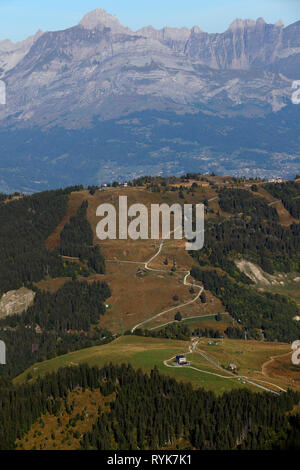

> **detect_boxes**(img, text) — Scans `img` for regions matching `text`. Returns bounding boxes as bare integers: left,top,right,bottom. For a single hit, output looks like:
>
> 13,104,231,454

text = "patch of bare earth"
262,352,300,390
45,190,88,249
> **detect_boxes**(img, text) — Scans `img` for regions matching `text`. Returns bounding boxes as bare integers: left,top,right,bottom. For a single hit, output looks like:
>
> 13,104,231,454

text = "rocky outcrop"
0,287,35,318
0,30,43,75
184,18,286,70
79,8,132,35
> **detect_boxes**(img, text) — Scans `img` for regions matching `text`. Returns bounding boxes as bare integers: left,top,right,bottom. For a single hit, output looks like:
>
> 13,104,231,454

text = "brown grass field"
97,262,192,332
40,186,228,333
262,351,300,386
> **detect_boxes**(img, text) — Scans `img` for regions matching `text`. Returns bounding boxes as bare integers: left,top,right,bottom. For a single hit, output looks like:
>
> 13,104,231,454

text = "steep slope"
0,30,43,75
1,10,300,129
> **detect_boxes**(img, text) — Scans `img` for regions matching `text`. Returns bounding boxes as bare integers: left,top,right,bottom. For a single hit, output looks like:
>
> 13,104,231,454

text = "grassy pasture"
15,335,297,395
14,335,248,393
196,338,297,391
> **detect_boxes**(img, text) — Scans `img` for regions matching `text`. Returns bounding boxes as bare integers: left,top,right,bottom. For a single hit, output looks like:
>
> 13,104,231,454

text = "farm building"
176,355,188,366
229,363,237,371
136,268,146,276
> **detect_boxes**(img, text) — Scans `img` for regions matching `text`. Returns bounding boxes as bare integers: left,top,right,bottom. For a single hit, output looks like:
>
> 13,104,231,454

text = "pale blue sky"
0,0,300,42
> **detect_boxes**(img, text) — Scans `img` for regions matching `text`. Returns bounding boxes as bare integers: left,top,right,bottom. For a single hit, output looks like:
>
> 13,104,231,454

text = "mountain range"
0,9,299,192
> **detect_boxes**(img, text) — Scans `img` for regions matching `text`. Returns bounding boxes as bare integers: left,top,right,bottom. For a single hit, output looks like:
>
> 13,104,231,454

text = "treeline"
81,364,300,450
264,181,300,218
219,188,279,221
193,217,300,274
190,267,300,343
128,323,252,341
127,323,191,341
0,190,67,295
2,280,111,332
0,186,84,296
0,325,112,378
0,192,21,202
0,280,112,377
192,327,223,339
60,201,105,274
1,364,299,450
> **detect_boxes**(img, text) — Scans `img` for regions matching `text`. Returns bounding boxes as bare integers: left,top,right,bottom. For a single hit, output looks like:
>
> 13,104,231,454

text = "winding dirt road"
163,339,286,394
131,232,203,332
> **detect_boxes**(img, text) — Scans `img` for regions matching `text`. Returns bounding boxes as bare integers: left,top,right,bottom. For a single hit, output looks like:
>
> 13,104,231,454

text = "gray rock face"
0,30,43,75
0,287,35,318
79,8,132,35
184,18,288,70
0,10,299,129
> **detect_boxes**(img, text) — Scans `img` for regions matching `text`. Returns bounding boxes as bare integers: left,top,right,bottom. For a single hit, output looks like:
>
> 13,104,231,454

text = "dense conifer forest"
0,364,299,451
0,186,83,295
0,280,112,377
1,280,111,332
263,181,300,219
195,206,300,275
218,188,279,221
60,201,105,274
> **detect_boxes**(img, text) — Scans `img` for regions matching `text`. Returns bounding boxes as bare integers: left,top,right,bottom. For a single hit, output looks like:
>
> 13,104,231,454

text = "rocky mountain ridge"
0,9,299,191
0,9,299,128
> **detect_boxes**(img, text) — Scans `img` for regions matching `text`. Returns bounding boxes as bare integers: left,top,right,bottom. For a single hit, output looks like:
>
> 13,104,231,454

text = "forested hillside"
1,364,299,451
0,177,299,451
0,186,83,295
0,189,111,378
190,266,300,342
263,181,300,218
60,200,105,274
189,182,300,343
0,280,112,377
199,187,300,274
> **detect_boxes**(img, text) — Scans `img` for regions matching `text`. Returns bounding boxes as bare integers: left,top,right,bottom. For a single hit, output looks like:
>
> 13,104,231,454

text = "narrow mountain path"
131,233,203,332
261,351,292,378
104,224,204,333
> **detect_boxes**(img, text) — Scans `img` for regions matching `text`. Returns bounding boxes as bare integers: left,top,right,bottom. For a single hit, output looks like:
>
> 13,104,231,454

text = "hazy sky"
0,0,300,42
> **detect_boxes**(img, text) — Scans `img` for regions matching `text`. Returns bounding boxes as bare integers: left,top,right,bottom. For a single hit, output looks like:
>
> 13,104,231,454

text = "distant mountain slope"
0,9,299,191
